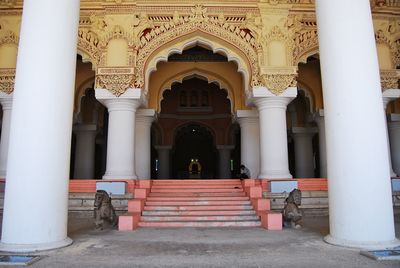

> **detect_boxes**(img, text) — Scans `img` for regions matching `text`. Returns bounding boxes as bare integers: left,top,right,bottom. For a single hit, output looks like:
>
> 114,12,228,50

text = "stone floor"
0,215,398,267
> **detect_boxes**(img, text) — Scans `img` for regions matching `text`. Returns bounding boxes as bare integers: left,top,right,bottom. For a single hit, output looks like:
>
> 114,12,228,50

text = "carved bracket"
253,67,298,95
0,68,15,94
95,67,135,97
381,69,400,90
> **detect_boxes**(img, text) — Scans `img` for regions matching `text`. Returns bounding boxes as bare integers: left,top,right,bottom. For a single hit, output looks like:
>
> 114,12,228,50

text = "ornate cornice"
0,68,15,94
381,69,400,90
95,67,135,96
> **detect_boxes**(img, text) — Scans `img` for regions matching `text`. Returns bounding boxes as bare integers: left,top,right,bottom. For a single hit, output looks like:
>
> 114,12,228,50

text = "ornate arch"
375,29,399,68
74,76,95,113
136,6,260,97
157,68,235,113
77,29,101,69
293,29,319,65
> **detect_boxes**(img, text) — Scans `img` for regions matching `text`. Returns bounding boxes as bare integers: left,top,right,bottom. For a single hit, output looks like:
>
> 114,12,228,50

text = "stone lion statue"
94,190,118,230
282,189,303,229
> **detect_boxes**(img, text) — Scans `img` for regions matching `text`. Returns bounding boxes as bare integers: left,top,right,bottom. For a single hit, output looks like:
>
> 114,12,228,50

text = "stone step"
138,220,262,228
149,192,246,197
144,205,253,211
142,210,257,216
152,179,240,183
140,215,260,222
145,200,251,206
146,196,249,201
150,188,244,193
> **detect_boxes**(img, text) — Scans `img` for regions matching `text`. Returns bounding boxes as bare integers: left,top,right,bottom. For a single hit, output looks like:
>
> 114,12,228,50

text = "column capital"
136,109,157,124
216,145,235,151
292,127,318,137
0,92,13,110
235,110,259,125
251,87,297,110
73,123,97,133
382,89,400,109
95,88,142,111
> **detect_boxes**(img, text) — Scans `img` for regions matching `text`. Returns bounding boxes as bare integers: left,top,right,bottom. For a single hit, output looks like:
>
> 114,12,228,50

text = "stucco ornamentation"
136,5,261,92
375,26,399,68
0,29,18,46
95,68,135,96
381,70,400,90
0,68,15,94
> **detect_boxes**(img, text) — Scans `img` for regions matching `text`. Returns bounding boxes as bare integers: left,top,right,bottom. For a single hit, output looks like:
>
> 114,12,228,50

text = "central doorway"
173,123,217,179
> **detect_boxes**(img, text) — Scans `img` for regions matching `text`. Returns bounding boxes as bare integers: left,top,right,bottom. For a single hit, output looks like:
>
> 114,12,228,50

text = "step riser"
141,216,259,221
152,179,241,183
151,189,243,193
151,185,242,189
146,197,249,201
138,221,262,227
148,192,246,197
144,205,253,211
145,201,250,206
142,210,257,216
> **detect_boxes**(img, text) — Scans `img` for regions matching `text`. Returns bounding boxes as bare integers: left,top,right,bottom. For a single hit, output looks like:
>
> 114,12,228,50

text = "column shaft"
0,0,80,251
236,110,260,178
253,87,296,179
96,89,141,180
0,93,12,178
389,119,400,176
217,145,234,178
316,0,398,248
156,146,171,179
292,127,317,178
73,124,97,179
314,110,327,178
135,109,155,179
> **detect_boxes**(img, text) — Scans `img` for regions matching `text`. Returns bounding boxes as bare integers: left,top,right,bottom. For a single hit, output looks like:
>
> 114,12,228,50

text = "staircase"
140,179,261,227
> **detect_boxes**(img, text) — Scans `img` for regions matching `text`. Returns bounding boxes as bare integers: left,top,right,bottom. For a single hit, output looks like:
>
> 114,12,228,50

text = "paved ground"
1,215,398,268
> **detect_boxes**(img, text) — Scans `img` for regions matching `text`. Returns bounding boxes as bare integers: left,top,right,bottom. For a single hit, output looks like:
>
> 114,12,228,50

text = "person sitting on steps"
239,164,250,179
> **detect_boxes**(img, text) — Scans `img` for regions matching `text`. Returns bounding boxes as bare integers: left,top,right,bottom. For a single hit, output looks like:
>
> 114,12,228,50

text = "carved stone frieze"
380,70,400,90
95,67,135,96
0,68,15,94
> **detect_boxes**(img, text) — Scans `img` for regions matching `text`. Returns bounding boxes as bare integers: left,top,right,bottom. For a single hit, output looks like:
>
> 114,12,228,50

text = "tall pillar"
316,0,398,248
382,89,400,177
236,110,260,178
313,110,327,178
292,127,317,178
135,109,156,179
0,92,13,179
217,145,234,178
96,88,141,180
252,87,297,179
0,0,80,252
156,145,171,179
73,124,97,179
389,114,400,176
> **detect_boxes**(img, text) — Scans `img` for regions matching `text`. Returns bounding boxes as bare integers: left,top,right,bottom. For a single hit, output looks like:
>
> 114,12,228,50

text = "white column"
73,124,97,179
382,89,400,177
252,87,297,179
156,145,171,179
313,110,327,178
389,114,400,176
292,127,317,178
0,92,13,179
135,109,156,179
236,110,260,178
217,145,234,178
0,0,80,252
96,88,141,180
316,0,398,248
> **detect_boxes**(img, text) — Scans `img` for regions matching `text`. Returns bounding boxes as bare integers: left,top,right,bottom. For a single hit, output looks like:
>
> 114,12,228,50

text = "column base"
324,234,400,250
258,172,293,179
0,237,73,253
103,175,137,180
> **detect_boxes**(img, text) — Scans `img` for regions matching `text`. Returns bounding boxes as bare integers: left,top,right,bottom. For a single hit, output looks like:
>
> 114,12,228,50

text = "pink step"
138,221,262,227
146,196,249,201
149,192,246,197
145,200,251,206
144,205,253,211
152,179,240,183
151,185,242,189
142,210,256,216
151,188,244,193
141,215,259,221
